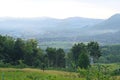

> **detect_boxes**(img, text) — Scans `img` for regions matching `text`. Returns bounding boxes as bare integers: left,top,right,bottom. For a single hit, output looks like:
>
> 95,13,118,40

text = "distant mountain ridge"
0,14,120,45
93,14,120,30
80,14,120,36
0,16,103,37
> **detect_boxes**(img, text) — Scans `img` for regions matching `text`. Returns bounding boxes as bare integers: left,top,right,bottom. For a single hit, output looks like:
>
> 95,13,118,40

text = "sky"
0,0,120,19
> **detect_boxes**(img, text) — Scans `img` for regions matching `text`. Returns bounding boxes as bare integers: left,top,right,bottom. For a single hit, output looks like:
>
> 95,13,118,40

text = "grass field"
0,63,120,80
0,68,84,80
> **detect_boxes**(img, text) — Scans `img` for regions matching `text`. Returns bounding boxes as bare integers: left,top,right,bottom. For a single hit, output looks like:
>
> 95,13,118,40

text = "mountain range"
0,14,120,46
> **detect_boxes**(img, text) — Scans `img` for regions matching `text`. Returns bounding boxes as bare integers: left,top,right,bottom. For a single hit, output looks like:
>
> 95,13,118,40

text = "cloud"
0,0,119,19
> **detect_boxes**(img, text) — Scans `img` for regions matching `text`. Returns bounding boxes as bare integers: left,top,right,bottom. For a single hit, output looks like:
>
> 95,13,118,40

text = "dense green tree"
56,48,65,68
40,53,48,69
70,43,87,67
78,52,90,69
0,35,6,61
46,47,56,67
99,45,120,63
46,47,66,68
0,35,44,67
23,39,43,66
13,38,25,65
0,34,103,70
0,36,15,64
87,41,101,63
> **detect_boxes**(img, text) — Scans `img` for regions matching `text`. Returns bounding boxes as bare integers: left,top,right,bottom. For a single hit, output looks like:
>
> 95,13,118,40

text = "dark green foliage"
0,35,43,68
46,47,66,68
99,45,120,63
23,39,43,66
70,43,87,68
0,36,15,64
69,43,89,69
56,48,65,68
46,47,57,67
0,34,101,71
87,41,101,63
13,38,25,65
112,68,120,76
0,35,67,68
78,53,90,69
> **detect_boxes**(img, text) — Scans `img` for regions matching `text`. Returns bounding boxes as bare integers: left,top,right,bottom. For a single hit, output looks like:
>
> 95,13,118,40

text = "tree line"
99,45,120,63
0,35,101,70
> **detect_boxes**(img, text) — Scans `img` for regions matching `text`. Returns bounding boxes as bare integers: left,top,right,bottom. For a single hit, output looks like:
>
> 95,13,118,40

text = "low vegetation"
0,68,84,80
0,63,120,80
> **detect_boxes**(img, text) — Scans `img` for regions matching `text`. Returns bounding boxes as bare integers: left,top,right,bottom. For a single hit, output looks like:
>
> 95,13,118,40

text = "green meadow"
0,68,84,80
0,63,120,80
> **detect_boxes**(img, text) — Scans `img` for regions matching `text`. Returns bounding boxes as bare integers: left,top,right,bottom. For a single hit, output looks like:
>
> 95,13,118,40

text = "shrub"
112,68,120,76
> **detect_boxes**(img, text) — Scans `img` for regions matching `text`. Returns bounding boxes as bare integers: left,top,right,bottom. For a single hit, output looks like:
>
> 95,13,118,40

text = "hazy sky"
0,0,119,19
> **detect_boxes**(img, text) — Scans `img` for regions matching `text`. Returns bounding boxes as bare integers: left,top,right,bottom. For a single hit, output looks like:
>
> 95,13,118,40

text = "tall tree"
0,35,6,61
56,48,65,68
13,38,25,65
0,35,15,64
23,39,43,66
70,43,87,67
78,52,90,69
87,41,101,63
46,47,56,67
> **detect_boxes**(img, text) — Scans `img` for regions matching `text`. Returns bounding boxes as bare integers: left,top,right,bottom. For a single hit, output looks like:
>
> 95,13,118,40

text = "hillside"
0,17,103,38
38,14,120,46
84,14,120,35
77,14,120,44
0,14,120,47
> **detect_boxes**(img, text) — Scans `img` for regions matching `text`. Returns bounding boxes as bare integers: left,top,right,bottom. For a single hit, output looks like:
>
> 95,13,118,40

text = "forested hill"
0,16,103,38
0,17,103,37
0,14,120,45
79,14,120,44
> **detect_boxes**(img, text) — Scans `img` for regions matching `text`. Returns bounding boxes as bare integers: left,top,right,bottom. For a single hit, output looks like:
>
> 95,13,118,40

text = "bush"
112,68,120,76
0,60,12,67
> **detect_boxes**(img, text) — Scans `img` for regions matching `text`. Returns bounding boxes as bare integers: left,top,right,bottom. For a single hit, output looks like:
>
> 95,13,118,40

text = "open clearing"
0,68,84,80
0,65,120,80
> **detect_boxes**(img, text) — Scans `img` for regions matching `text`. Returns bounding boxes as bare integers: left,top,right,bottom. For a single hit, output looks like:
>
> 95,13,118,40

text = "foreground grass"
0,63,120,80
0,68,84,80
